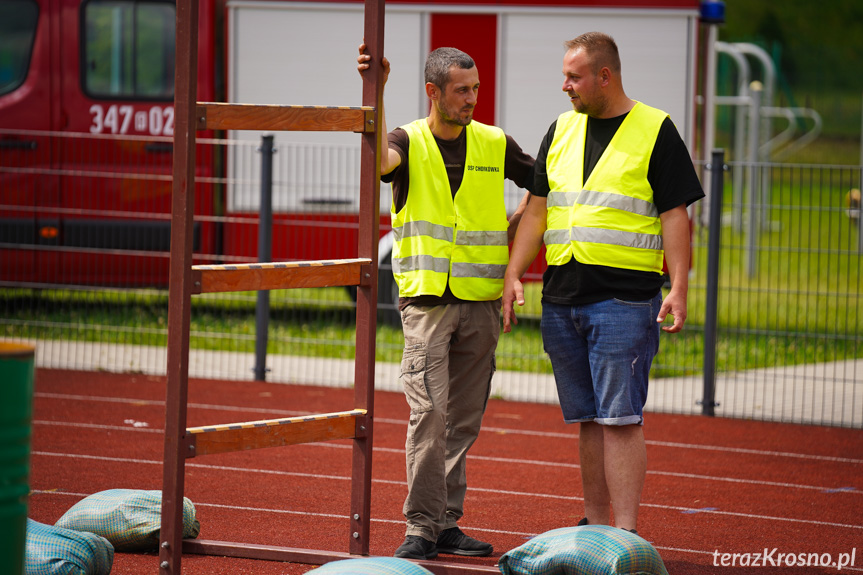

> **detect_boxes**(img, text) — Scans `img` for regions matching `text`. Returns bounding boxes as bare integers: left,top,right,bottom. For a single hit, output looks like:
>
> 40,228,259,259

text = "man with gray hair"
358,44,534,559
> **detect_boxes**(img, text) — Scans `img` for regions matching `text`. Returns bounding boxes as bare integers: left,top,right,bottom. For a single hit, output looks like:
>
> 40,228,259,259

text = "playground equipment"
702,32,824,276
714,42,822,233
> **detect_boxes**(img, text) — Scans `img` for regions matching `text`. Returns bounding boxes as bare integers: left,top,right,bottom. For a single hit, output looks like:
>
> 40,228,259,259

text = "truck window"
82,0,175,100
0,0,39,97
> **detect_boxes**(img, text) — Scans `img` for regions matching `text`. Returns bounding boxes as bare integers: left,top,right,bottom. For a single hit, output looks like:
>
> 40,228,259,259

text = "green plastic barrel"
0,342,35,575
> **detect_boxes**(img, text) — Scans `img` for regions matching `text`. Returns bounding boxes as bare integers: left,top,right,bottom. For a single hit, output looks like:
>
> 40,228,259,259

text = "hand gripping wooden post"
157,0,386,572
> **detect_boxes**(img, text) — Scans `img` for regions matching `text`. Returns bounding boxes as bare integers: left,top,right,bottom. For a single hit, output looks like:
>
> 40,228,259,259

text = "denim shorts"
541,294,662,425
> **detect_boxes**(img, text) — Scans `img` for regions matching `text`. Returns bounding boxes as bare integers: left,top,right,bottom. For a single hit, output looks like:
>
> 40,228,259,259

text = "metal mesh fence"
1,131,860,427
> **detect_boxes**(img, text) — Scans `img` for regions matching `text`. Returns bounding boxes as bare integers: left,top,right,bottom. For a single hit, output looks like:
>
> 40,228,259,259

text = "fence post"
254,134,275,381
702,149,726,416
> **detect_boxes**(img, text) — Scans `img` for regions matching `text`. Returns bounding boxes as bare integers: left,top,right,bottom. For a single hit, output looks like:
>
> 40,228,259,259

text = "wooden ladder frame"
157,0,386,572
159,1,500,572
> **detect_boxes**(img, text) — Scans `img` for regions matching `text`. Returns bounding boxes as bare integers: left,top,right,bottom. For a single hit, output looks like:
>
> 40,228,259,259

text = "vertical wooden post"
351,0,385,556
159,0,199,571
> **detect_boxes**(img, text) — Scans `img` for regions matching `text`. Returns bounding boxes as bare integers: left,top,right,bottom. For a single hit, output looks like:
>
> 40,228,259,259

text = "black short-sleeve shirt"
533,113,705,305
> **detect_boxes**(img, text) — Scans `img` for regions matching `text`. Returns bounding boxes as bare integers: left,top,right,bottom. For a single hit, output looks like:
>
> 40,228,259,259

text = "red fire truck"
0,0,702,310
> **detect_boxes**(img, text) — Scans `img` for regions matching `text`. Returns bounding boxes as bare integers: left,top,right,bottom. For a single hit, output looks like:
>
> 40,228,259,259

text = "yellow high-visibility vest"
544,102,667,274
391,118,508,300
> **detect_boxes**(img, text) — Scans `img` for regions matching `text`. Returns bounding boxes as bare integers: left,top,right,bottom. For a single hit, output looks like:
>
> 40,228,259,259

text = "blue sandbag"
55,489,200,551
308,557,435,575
25,518,113,575
498,525,668,575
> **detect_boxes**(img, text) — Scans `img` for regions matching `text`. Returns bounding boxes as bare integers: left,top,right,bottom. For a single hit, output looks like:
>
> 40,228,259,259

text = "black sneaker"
436,527,493,557
394,535,438,559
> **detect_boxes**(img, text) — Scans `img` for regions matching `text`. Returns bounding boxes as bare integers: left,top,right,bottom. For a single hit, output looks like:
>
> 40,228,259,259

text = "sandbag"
25,518,113,575
498,525,668,575
55,489,200,551
307,557,435,575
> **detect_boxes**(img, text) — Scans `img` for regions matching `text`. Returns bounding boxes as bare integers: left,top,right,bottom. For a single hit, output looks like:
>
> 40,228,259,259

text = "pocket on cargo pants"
401,345,432,413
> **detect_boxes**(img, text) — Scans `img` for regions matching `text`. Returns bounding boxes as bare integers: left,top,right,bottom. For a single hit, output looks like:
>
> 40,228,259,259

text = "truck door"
56,0,180,286
0,0,54,283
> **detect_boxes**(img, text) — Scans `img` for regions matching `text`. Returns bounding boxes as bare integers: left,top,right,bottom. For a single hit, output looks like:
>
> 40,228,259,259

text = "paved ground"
12,338,862,428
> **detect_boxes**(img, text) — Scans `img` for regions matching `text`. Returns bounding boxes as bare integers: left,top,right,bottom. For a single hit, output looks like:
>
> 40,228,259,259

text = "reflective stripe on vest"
391,119,508,300
544,102,667,273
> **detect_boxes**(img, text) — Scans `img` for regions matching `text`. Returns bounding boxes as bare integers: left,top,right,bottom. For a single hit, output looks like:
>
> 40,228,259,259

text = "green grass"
780,137,860,165
1,286,406,364
714,130,861,166
4,231,859,378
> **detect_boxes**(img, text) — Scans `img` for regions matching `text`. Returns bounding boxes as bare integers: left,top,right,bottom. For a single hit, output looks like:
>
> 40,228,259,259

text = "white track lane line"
33,420,863,494
27,486,863,573
30,450,863,532
34,393,863,463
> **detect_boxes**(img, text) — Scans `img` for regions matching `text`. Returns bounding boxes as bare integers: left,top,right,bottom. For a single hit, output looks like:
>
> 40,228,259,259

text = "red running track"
29,369,863,574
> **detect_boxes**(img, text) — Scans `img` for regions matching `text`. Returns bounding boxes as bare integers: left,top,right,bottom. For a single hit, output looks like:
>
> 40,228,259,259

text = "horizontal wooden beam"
182,540,501,574
186,410,367,457
183,540,356,565
196,103,375,132
191,258,372,294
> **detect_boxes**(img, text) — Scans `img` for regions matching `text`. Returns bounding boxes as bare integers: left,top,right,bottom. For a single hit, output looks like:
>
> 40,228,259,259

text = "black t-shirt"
382,124,535,310
533,113,705,305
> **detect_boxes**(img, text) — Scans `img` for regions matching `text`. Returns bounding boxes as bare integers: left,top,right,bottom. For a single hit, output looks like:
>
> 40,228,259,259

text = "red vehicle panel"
1,0,219,287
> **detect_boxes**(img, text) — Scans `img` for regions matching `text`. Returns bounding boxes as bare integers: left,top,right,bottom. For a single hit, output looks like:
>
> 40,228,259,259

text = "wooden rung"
182,540,357,565
185,409,367,457
196,102,375,132
191,258,372,294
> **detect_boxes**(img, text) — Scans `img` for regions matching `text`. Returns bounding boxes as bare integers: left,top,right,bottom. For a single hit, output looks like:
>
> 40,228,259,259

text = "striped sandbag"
54,489,200,551
498,525,668,575
307,557,435,575
25,519,113,575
